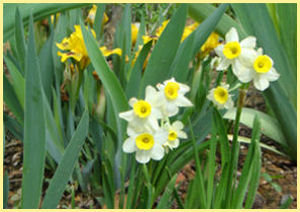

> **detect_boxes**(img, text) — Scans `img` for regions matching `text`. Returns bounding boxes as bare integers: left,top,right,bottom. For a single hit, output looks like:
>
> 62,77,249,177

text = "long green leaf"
223,107,287,147
3,72,24,125
276,4,297,77
42,110,89,208
14,7,27,74
4,3,92,42
156,174,177,209
81,22,128,189
3,171,9,209
232,115,261,208
126,41,152,99
21,14,46,209
39,31,55,101
188,4,247,37
3,55,25,109
139,4,187,95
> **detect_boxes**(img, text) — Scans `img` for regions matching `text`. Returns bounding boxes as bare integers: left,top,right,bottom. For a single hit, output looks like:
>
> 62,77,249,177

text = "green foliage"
3,3,294,209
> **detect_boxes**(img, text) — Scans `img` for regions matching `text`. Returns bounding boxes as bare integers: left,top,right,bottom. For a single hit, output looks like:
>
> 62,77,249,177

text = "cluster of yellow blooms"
119,78,193,164
207,27,280,109
131,20,220,69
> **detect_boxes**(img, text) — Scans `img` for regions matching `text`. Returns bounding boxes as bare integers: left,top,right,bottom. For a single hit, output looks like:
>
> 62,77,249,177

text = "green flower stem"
225,84,247,208
142,164,153,208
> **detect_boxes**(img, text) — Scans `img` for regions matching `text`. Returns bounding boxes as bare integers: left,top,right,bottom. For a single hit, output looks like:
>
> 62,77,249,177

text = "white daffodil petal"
136,150,151,164
176,96,193,107
154,129,168,145
224,98,234,110
166,103,179,117
240,36,256,48
151,144,164,160
216,58,231,71
172,120,184,131
179,83,190,94
129,98,138,107
177,131,187,139
145,85,157,103
119,110,134,122
123,137,136,153
225,27,239,42
264,68,280,81
239,48,257,66
232,60,253,83
214,44,224,57
254,76,270,91
172,139,180,148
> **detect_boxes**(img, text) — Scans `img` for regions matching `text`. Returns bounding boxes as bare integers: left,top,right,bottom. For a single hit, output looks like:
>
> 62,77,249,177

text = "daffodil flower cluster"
119,78,193,164
214,27,280,91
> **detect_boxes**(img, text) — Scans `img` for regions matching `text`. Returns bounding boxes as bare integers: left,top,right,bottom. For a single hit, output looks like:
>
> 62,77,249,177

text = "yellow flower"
57,25,122,70
181,22,199,42
131,23,140,46
207,83,234,110
86,5,109,25
201,32,220,55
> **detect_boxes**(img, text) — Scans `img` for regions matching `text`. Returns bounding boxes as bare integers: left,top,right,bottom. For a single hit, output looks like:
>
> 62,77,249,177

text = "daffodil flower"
57,25,122,70
157,78,193,117
86,5,109,25
201,32,220,55
207,84,234,110
163,121,187,150
214,27,257,74
131,23,140,46
122,128,167,164
119,86,163,133
234,48,280,91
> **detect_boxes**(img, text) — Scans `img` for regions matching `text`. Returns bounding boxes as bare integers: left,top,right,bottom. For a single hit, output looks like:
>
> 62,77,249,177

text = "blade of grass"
21,14,46,209
42,110,89,208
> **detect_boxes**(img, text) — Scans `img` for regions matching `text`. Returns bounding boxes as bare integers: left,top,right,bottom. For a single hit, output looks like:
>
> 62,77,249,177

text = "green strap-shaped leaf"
3,73,24,125
139,4,187,96
42,110,89,208
21,14,46,209
4,3,92,42
276,4,297,77
156,174,177,209
223,107,287,147
3,55,25,109
172,3,228,82
15,7,27,74
188,3,247,37
81,22,128,188
126,41,153,99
